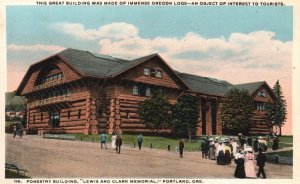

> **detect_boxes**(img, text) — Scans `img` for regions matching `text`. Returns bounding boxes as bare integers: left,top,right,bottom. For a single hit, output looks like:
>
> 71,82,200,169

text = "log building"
15,48,277,135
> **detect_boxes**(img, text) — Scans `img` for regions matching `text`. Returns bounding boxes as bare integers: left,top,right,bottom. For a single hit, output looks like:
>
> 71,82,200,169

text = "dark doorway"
211,100,217,135
50,111,60,128
201,100,206,135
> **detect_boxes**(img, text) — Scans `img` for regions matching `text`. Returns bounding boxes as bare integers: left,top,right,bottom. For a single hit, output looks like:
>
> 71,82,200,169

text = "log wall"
26,82,94,135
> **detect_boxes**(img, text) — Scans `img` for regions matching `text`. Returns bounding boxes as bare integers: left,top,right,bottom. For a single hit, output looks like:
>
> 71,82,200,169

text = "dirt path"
5,134,293,178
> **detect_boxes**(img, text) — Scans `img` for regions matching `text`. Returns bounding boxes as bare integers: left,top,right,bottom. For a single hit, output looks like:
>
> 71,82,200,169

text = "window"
155,70,162,78
258,89,267,97
44,73,63,83
151,69,156,77
133,85,139,95
256,102,266,111
144,68,150,76
41,113,43,122
33,115,36,123
50,111,60,128
68,111,71,119
146,87,151,97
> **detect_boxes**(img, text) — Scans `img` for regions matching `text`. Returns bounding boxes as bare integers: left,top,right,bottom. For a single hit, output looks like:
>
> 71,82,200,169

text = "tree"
171,94,199,141
220,88,254,135
138,91,171,134
266,80,287,136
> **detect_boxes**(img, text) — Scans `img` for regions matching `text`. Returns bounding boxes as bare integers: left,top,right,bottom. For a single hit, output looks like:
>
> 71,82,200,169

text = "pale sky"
6,6,293,134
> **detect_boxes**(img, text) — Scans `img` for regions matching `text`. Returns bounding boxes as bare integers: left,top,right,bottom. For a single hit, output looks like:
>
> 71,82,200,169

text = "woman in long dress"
231,139,238,158
217,142,226,165
209,139,216,160
234,150,246,178
244,147,257,178
111,134,117,149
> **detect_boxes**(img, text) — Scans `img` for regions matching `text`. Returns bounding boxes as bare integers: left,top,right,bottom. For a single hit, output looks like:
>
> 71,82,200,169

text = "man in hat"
100,132,108,149
115,135,122,154
201,138,208,159
137,134,143,150
179,138,185,158
13,125,17,138
272,136,280,150
253,137,259,152
256,147,267,178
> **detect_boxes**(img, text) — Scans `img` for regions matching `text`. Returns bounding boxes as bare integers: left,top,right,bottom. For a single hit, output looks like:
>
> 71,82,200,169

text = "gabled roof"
16,48,188,95
177,72,232,97
15,48,276,99
58,48,128,78
232,81,266,95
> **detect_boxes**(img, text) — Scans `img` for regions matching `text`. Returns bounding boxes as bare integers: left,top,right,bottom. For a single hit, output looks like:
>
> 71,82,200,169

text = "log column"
196,98,202,136
89,98,98,134
114,99,122,134
216,102,222,135
107,99,115,134
84,97,91,135
205,101,212,136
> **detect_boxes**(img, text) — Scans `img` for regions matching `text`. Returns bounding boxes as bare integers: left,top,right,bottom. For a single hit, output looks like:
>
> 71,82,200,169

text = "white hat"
258,136,263,139
209,138,214,141
245,146,253,152
215,137,219,140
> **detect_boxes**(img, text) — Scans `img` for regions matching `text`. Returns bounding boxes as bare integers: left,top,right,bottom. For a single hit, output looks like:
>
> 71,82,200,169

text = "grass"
60,134,293,152
265,150,293,157
277,136,293,143
5,170,30,178
72,134,201,151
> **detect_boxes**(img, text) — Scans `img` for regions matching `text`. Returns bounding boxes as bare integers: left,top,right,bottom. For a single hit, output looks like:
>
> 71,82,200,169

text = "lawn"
72,134,202,151
265,150,293,158
59,134,293,152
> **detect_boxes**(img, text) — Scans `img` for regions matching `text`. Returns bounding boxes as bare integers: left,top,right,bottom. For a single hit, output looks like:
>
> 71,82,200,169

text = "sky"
6,5,293,134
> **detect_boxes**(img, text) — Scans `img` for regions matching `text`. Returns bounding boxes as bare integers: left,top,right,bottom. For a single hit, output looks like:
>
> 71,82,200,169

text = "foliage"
5,92,26,111
138,91,171,133
266,80,287,135
220,88,254,135
171,94,199,138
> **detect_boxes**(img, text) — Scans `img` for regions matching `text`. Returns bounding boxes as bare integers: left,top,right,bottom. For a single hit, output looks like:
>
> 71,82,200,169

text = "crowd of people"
98,132,280,179
198,133,280,179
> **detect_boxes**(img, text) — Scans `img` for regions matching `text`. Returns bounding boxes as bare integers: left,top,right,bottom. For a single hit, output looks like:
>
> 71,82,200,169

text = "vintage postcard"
1,0,299,183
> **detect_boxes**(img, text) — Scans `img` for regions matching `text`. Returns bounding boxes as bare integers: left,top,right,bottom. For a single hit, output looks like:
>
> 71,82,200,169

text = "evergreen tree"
220,88,254,135
138,91,171,134
266,80,287,136
171,94,199,140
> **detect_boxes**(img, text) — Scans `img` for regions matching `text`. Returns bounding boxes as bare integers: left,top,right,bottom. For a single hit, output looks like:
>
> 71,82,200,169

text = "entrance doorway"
50,111,60,128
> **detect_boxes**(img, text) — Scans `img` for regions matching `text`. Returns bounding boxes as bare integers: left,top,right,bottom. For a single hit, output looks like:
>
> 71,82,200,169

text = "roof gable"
232,81,277,101
177,72,232,97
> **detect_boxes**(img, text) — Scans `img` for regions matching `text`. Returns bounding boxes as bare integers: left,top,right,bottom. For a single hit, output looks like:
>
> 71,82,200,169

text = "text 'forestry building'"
15,48,277,136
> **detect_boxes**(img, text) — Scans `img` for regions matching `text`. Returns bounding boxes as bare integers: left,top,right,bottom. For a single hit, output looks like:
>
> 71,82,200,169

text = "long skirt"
245,160,256,178
209,147,216,160
225,150,232,164
217,151,226,165
234,158,246,178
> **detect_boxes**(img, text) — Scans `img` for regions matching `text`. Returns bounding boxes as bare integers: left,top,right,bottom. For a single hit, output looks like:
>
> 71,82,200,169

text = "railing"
29,95,71,108
33,78,65,91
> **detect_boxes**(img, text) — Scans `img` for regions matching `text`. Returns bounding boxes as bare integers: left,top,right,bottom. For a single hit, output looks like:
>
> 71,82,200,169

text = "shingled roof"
177,72,232,97
16,48,274,98
58,48,158,78
232,81,266,95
